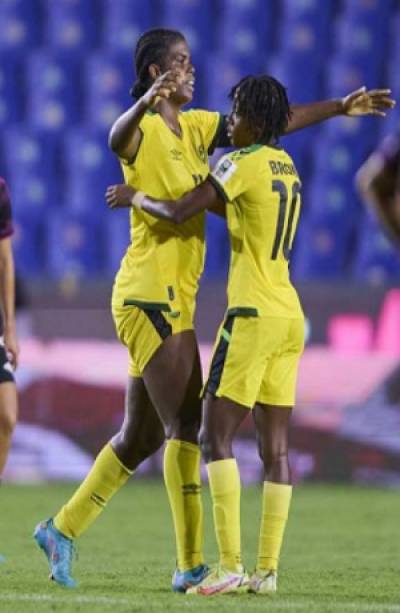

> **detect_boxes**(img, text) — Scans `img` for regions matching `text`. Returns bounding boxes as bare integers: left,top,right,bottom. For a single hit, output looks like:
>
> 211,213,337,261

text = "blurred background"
1,0,400,485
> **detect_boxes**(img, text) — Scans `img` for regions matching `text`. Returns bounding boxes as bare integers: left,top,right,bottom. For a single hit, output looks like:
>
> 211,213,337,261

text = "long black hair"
130,28,185,99
229,75,292,143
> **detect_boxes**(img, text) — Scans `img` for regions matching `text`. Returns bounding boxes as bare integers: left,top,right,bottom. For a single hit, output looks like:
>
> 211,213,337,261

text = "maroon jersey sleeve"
0,178,14,240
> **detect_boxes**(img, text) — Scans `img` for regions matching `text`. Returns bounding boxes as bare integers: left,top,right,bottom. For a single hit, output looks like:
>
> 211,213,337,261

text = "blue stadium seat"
333,17,387,81
43,0,99,54
84,52,132,129
206,56,243,113
268,53,321,104
162,0,212,54
3,127,59,213
0,59,23,126
63,128,123,214
47,211,105,278
105,209,131,275
203,215,230,279
217,0,274,68
292,217,354,280
12,211,46,277
326,55,375,100
26,52,82,129
102,0,154,53
353,212,400,283
0,0,41,57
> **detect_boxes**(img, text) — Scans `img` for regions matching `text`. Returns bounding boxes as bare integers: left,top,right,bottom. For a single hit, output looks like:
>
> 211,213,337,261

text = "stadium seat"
0,0,41,57
353,212,400,283
162,0,212,53
206,56,243,113
63,128,123,214
104,209,131,275
3,127,60,213
25,52,82,129
12,211,46,276
47,211,105,278
203,215,230,279
292,216,354,280
0,59,23,126
43,0,99,54
83,52,132,129
102,0,154,53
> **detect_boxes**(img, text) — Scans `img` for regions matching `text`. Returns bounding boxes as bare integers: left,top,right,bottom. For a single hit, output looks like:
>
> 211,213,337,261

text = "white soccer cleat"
248,569,277,594
186,564,249,596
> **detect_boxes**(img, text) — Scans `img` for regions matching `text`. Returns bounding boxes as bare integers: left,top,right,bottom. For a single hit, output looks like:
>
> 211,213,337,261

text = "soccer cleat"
248,569,277,594
186,564,249,596
33,518,77,588
172,564,209,593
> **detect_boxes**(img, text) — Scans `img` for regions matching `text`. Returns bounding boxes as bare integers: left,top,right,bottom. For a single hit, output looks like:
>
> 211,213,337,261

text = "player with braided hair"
106,73,303,595
34,27,395,592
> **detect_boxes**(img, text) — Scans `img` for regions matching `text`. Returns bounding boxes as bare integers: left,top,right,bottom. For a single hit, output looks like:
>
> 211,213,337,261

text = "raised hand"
142,71,179,107
342,87,396,117
106,184,136,209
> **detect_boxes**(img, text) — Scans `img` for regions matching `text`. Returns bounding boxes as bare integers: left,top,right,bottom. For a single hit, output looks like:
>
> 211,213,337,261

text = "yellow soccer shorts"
203,313,305,408
112,298,195,377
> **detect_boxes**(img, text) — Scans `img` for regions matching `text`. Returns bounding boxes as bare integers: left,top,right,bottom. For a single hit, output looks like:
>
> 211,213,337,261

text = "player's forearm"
286,99,343,133
141,182,220,224
0,250,16,331
108,98,148,156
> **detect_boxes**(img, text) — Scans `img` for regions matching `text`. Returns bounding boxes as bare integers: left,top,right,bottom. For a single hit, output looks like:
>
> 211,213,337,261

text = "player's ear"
149,64,161,81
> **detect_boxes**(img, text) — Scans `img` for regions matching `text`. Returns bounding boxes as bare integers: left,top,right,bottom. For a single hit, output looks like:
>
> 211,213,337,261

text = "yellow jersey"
208,144,304,319
112,109,222,311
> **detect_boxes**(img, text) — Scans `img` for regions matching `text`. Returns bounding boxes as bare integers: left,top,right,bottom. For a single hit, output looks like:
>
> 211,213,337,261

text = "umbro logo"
170,149,183,161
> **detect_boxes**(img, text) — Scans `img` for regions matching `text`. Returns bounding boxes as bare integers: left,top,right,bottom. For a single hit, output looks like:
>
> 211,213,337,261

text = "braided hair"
229,75,292,144
130,28,185,99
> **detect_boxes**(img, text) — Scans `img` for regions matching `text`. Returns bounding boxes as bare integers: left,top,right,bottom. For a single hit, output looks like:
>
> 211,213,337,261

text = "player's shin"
207,458,242,571
163,439,204,572
54,443,133,538
257,481,292,572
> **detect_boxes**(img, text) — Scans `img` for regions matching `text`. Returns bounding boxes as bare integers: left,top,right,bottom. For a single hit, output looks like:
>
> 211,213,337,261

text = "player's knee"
199,427,230,462
262,447,289,472
0,405,17,438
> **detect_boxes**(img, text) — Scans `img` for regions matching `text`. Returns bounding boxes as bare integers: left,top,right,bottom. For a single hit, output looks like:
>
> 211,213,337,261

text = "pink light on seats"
375,289,400,355
328,314,374,353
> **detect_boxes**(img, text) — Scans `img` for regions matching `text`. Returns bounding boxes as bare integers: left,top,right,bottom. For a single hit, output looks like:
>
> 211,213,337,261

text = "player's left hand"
342,87,396,117
106,184,136,209
4,323,19,370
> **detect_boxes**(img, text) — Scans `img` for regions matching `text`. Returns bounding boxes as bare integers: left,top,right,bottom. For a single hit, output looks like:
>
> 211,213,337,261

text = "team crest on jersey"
215,158,237,183
170,149,183,161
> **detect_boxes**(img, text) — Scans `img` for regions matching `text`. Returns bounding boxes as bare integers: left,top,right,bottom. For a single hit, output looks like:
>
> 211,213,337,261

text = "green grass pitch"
0,481,398,613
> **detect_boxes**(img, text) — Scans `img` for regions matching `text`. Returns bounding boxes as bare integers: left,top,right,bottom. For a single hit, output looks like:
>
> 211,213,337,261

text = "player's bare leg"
0,382,18,476
249,404,293,594
142,329,207,590
187,393,249,595
34,379,164,588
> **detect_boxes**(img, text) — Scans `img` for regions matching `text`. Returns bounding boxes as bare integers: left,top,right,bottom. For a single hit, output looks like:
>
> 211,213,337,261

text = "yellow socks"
257,481,292,572
163,440,204,572
207,458,242,571
54,443,132,538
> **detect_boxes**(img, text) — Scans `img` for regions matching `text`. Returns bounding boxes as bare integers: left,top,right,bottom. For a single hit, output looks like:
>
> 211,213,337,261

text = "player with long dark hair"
34,28,395,591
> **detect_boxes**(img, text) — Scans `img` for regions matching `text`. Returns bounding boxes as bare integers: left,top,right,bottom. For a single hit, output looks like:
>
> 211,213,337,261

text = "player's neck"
155,99,183,137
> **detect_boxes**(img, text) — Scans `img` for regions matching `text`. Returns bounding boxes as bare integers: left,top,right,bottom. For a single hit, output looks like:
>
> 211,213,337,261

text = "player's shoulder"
182,108,220,126
138,110,159,132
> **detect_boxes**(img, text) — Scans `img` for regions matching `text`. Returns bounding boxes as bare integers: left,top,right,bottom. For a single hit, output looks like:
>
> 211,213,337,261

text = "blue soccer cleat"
172,563,210,593
33,518,77,588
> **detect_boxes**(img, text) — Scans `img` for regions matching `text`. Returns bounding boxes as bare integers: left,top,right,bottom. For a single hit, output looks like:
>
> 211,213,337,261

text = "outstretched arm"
105,179,223,224
286,87,395,134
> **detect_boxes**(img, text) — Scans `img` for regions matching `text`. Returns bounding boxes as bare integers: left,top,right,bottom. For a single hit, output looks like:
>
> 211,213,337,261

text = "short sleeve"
208,153,252,203
0,178,13,240
185,110,222,153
